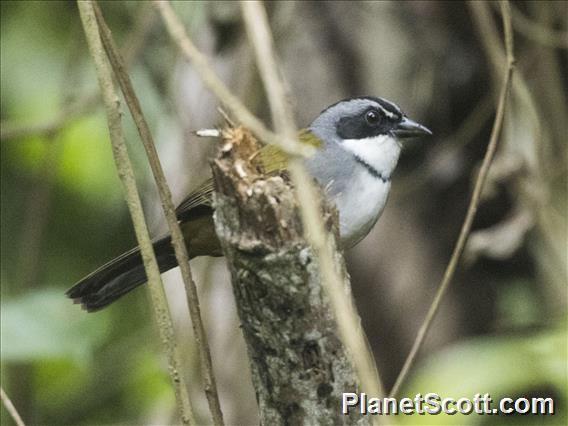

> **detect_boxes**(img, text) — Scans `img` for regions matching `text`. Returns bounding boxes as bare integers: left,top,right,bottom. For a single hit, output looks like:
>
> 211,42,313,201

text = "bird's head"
309,96,431,180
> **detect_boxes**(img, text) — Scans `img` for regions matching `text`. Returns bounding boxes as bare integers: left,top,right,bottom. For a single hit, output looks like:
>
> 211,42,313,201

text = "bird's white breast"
334,134,401,247
335,169,391,247
341,134,401,178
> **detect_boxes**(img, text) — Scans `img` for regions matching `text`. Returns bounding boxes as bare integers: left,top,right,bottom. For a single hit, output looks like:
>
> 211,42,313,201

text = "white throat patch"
341,134,402,179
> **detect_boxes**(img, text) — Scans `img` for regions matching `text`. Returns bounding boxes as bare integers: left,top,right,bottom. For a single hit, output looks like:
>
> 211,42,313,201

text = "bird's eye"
365,110,381,125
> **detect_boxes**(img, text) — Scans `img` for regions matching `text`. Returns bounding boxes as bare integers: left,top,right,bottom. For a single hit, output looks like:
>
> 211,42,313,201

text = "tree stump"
211,126,368,425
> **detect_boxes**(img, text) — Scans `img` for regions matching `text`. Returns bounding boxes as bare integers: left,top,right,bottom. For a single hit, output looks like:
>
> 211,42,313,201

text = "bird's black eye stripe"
336,103,402,139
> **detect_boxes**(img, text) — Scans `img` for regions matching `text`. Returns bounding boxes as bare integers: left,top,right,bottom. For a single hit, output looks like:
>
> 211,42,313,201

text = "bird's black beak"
392,117,432,139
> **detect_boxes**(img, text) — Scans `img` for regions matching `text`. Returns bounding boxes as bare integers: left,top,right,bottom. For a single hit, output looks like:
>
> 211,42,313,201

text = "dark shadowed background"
1,1,566,425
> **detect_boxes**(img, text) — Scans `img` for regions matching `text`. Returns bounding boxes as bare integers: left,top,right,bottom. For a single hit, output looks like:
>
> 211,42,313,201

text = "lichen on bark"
211,126,369,425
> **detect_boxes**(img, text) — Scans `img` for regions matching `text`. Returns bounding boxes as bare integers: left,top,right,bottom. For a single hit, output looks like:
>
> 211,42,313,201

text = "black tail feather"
66,236,178,312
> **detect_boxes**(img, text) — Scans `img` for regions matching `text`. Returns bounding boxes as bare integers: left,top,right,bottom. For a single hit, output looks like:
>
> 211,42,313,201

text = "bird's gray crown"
309,96,405,142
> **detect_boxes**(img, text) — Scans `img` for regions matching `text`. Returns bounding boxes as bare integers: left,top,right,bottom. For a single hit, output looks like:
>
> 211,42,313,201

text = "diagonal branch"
92,3,224,424
155,0,387,421
152,0,314,158
239,0,386,417
1,387,25,426
77,1,195,424
389,0,516,399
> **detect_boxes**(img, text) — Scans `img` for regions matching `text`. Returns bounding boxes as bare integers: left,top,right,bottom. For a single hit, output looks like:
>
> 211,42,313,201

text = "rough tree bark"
211,126,369,425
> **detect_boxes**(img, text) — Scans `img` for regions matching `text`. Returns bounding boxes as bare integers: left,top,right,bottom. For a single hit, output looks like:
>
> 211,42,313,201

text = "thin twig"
240,1,386,419
239,2,294,134
389,0,515,399
495,0,568,49
1,387,26,426
77,2,195,424
469,1,543,180
152,0,314,158
93,3,224,424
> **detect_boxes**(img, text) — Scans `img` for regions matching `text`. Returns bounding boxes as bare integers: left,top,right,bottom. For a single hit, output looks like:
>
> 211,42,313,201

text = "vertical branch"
76,2,195,424
92,4,224,424
240,0,385,414
389,0,515,399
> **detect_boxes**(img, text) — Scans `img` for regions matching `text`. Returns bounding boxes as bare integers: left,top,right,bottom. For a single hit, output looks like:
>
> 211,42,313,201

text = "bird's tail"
66,236,179,312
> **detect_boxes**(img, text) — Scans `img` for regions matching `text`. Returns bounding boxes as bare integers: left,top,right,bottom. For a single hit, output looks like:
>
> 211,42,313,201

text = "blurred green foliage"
1,289,109,362
400,326,567,425
1,1,566,425
0,1,183,424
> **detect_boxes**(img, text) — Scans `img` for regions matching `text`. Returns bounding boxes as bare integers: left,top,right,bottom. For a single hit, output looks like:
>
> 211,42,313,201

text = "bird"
66,96,431,312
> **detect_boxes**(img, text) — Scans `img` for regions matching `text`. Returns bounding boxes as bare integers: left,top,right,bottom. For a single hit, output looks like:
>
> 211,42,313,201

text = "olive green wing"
259,128,322,174
175,129,322,221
